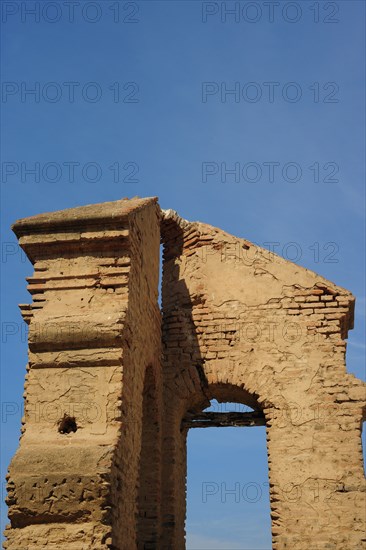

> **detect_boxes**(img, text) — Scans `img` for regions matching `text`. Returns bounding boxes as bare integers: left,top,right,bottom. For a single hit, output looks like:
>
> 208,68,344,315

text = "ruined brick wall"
161,209,366,550
4,197,366,550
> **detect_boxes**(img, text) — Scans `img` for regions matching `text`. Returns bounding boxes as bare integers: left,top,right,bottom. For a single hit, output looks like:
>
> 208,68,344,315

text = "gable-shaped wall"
161,209,366,550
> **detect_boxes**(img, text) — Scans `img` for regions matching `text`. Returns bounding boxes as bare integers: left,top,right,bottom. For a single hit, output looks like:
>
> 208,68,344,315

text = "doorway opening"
186,400,271,550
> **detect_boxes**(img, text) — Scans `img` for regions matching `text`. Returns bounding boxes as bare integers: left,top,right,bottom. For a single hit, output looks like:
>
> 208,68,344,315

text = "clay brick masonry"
4,197,366,549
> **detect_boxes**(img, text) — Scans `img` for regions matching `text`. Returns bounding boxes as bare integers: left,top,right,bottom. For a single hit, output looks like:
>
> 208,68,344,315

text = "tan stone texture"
4,198,366,549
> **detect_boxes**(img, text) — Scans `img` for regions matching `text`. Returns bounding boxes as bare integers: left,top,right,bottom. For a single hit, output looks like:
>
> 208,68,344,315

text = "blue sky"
1,1,365,548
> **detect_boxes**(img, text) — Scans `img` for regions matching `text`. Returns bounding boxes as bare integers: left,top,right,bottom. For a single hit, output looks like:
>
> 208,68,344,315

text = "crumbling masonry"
4,197,366,549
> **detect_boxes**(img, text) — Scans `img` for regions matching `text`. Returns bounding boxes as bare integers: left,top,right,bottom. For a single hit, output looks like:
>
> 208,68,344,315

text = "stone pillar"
4,198,162,550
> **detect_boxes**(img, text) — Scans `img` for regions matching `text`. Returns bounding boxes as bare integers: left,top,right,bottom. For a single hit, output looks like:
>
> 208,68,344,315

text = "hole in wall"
186,400,271,550
58,413,77,434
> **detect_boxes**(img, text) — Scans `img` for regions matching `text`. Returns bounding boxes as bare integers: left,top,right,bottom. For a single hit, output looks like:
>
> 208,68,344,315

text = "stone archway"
164,382,268,550
4,198,366,550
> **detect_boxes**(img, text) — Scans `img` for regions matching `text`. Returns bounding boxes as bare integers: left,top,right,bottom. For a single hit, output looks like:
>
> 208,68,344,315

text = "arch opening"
185,398,271,550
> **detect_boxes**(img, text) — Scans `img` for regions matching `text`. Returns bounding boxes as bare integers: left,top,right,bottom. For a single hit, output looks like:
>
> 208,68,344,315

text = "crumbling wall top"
12,196,159,237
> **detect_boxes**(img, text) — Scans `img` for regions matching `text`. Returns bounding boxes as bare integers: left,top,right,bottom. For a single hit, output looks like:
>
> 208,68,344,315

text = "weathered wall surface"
161,209,366,550
4,198,162,550
110,201,162,550
4,197,366,550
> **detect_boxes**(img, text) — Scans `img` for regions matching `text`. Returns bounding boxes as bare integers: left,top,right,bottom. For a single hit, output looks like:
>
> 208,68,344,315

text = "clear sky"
1,1,365,548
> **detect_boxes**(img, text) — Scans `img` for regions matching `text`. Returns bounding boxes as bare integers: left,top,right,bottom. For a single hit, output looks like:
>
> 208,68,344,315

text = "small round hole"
58,413,77,434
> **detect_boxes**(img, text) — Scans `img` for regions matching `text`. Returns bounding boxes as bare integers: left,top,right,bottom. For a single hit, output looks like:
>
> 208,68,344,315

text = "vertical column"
5,198,162,550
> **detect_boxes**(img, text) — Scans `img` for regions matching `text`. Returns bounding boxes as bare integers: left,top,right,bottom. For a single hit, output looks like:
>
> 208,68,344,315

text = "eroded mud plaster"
4,198,366,550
